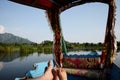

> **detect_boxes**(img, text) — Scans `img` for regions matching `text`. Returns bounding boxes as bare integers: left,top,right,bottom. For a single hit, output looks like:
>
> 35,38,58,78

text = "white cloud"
0,25,5,33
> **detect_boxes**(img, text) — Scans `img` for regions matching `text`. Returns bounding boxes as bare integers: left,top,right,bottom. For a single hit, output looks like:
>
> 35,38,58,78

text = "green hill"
0,33,34,44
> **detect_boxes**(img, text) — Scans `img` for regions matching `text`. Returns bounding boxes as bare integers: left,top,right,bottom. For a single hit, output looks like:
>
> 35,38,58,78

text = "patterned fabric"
63,57,101,69
46,10,63,67
65,68,101,80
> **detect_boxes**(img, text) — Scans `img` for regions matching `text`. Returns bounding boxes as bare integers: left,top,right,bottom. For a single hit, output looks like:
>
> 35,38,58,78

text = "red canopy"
10,0,59,10
10,0,109,12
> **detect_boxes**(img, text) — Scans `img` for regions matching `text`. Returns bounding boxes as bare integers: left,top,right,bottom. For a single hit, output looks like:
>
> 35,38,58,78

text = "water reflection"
0,51,119,80
0,52,20,62
114,52,120,67
0,52,52,62
0,62,3,71
0,52,53,80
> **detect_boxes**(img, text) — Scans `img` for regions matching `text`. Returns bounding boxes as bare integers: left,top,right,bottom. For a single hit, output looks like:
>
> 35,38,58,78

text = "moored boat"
9,0,120,80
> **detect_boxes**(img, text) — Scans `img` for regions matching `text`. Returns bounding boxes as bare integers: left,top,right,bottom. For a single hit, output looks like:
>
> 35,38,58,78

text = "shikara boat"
10,0,120,80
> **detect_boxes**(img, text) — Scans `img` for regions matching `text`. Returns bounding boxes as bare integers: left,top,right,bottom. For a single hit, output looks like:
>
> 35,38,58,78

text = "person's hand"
43,61,54,80
58,68,67,80
52,68,67,80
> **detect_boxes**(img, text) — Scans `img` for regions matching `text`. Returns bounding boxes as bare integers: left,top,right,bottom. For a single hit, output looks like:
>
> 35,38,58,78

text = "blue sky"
0,0,120,43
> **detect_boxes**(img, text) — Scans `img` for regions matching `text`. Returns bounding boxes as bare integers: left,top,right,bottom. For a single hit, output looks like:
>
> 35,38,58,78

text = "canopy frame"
10,0,117,68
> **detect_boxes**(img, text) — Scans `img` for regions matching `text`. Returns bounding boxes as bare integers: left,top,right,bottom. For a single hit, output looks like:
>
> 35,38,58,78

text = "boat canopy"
10,0,117,68
10,0,111,12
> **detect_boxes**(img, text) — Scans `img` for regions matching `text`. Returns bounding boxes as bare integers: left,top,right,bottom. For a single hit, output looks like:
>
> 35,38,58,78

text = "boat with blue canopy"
9,0,120,80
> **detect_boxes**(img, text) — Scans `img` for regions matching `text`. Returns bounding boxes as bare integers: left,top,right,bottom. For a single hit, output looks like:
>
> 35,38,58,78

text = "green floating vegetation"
0,40,120,54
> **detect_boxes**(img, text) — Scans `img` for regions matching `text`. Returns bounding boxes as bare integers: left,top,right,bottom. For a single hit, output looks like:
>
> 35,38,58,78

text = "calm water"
0,52,53,80
0,51,120,80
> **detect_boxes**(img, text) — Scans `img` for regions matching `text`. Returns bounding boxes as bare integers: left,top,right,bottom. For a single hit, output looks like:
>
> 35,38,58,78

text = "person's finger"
44,61,52,73
48,60,52,68
52,69,59,80
43,61,54,80
57,68,67,80
44,67,48,73
58,68,64,73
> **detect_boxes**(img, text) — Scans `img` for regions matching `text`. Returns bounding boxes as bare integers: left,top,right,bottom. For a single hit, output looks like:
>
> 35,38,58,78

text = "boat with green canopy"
9,0,120,80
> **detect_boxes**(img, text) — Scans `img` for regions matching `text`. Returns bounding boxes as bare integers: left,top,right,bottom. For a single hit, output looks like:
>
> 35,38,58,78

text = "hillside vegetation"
0,40,120,54
0,33,33,44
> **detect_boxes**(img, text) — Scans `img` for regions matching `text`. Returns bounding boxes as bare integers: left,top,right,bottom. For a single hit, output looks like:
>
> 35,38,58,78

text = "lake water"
0,51,120,80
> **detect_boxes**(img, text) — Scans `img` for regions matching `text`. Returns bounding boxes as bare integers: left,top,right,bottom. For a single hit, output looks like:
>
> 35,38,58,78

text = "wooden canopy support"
46,9,63,67
101,0,117,68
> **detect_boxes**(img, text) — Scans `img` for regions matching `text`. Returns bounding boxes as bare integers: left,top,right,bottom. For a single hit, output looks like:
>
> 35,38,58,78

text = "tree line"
0,40,120,54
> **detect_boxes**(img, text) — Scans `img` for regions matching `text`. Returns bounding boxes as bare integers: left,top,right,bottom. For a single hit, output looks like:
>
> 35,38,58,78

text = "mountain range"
0,33,34,44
